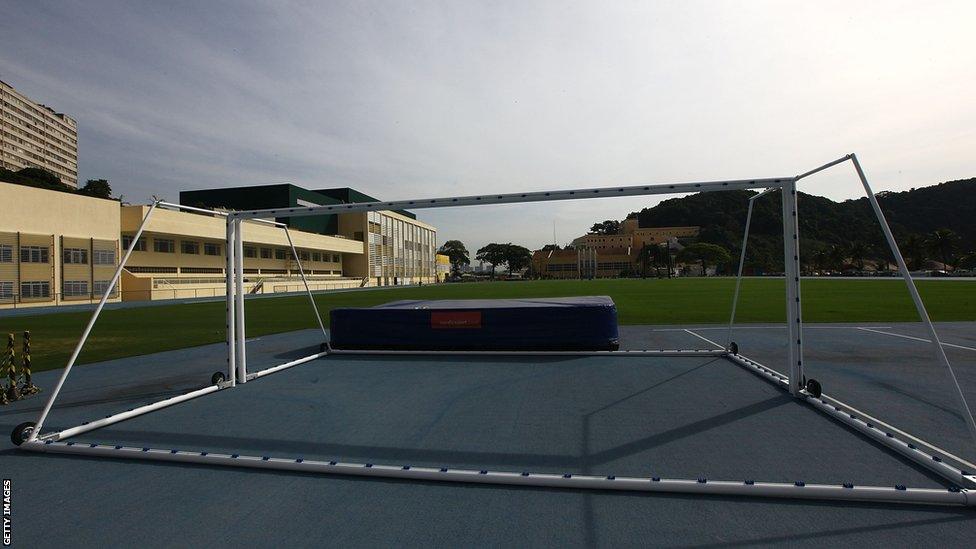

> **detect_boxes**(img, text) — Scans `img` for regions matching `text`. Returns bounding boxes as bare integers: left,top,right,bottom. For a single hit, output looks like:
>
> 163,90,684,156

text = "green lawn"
2,278,974,372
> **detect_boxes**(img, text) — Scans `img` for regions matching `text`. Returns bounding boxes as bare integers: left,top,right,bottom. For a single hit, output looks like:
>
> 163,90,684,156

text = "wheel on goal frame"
211,371,226,385
11,421,36,446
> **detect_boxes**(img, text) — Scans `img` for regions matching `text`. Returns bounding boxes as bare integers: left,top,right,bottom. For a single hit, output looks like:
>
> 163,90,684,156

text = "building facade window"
63,280,89,296
20,246,49,263
154,239,175,253
204,243,221,256
122,235,147,251
312,252,321,262
332,254,340,263
243,246,257,258
0,244,12,263
20,281,50,298
260,248,272,259
299,251,310,261
275,248,287,260
93,280,116,296
0,281,13,299
181,241,200,254
93,249,116,265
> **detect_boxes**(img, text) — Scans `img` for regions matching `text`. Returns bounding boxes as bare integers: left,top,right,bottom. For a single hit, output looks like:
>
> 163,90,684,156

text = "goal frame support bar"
20,436,972,507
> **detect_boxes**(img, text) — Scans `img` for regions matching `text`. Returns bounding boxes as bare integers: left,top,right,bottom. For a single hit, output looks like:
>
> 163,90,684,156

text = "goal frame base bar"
20,438,971,507
21,350,976,506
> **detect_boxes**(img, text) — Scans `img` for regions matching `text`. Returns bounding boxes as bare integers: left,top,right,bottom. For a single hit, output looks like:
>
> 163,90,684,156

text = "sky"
2,0,974,253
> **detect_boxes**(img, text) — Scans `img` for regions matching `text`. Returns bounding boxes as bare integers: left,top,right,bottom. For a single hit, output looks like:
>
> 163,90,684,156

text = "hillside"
626,178,976,272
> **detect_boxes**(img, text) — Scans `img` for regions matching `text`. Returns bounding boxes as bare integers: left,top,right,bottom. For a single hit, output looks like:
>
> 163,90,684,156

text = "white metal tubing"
30,202,161,441
725,189,777,347
850,154,976,456
795,155,853,181
780,180,804,395
229,178,791,220
40,385,222,442
156,201,286,227
327,349,725,357
726,353,976,488
245,351,331,381
283,226,329,343
225,218,237,386
20,441,971,506
234,219,247,383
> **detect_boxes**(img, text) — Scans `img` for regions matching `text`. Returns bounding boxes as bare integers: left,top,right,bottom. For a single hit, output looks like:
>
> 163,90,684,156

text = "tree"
846,241,869,270
589,220,621,235
958,252,976,270
16,167,61,187
437,240,470,275
503,244,532,274
476,243,508,277
676,243,732,276
80,179,113,198
927,228,959,270
902,234,927,270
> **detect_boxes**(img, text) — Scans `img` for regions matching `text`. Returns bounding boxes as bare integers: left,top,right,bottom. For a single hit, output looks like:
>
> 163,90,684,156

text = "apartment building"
0,79,78,186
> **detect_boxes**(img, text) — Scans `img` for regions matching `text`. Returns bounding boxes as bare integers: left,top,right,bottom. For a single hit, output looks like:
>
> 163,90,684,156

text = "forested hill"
626,178,976,270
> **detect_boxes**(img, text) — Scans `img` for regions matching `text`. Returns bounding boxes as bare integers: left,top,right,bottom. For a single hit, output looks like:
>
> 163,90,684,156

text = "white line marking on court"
688,328,976,471
683,329,725,348
654,326,893,331
856,327,976,352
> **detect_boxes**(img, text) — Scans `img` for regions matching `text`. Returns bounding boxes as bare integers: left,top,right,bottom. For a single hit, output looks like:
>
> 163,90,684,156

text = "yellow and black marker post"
21,330,39,395
0,333,14,403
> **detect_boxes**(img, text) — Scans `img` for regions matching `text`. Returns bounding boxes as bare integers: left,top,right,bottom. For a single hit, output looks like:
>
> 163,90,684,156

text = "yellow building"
435,253,451,282
0,181,119,307
572,219,699,250
1,79,78,186
119,205,364,301
532,248,637,279
1,180,441,308
536,219,697,280
337,209,439,287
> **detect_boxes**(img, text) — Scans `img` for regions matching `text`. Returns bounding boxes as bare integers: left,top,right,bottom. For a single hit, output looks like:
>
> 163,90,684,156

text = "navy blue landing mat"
330,296,620,351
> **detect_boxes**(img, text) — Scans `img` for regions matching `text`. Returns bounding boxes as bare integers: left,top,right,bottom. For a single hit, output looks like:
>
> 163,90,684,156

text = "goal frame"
16,153,976,506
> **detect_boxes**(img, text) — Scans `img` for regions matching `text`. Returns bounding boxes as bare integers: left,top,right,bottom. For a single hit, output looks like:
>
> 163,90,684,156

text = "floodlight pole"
781,179,805,395
726,188,778,348
225,218,237,386
850,154,976,453
30,201,161,441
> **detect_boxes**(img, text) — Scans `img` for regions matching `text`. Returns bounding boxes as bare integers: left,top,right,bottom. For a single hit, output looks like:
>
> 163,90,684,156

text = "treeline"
626,178,976,272
1,167,114,199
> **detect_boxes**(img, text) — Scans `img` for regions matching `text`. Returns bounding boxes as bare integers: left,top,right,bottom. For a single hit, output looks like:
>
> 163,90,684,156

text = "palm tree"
846,241,869,271
927,229,959,271
902,234,927,271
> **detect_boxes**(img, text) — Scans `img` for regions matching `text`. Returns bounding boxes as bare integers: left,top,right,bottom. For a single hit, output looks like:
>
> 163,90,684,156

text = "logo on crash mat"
431,311,482,329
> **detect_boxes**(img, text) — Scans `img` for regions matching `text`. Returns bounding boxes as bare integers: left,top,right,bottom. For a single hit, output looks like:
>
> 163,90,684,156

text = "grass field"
1,277,974,372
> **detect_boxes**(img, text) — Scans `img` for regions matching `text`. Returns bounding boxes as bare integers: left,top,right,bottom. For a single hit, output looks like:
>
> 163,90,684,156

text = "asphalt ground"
2,323,975,547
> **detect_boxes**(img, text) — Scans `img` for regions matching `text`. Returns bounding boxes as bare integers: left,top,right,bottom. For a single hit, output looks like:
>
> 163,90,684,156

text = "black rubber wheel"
211,371,226,385
728,341,739,354
11,421,36,446
806,378,822,398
